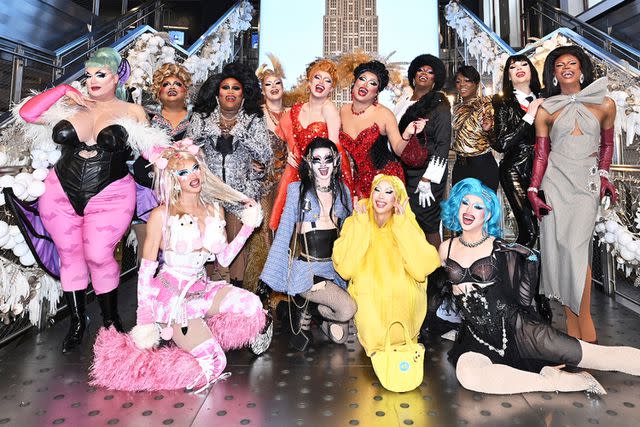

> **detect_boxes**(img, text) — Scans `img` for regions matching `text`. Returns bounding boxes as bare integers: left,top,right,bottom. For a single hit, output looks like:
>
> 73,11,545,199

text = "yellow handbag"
370,321,425,392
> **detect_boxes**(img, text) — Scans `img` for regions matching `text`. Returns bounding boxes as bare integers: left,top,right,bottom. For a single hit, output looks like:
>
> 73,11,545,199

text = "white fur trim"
115,117,171,158
130,323,161,349
240,203,263,228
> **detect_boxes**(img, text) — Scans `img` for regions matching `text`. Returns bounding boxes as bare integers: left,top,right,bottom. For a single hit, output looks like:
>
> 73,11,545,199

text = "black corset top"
53,120,129,152
52,120,132,216
297,228,338,260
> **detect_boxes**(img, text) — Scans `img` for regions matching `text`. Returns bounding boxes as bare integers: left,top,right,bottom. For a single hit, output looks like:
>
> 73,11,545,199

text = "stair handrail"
186,0,244,55
530,0,640,69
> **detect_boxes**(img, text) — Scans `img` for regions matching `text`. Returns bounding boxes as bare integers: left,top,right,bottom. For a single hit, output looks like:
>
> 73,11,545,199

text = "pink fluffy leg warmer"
90,327,202,391
205,287,266,351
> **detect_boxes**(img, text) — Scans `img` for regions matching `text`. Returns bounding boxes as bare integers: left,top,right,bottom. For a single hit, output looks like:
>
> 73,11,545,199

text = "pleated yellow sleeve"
390,212,440,283
332,211,371,281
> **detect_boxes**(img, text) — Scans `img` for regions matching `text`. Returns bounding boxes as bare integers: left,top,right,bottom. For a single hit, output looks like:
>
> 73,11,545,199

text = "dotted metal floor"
0,279,639,427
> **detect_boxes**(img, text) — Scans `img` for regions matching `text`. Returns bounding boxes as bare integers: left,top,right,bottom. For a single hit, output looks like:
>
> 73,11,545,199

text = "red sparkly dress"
340,123,405,198
269,103,354,230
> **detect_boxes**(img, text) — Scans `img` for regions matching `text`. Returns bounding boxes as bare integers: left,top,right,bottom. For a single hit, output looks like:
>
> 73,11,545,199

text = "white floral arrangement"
445,1,506,89
182,0,254,84
595,207,640,282
126,32,178,104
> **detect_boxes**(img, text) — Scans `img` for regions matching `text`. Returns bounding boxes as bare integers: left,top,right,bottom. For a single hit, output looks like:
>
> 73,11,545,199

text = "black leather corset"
52,120,131,215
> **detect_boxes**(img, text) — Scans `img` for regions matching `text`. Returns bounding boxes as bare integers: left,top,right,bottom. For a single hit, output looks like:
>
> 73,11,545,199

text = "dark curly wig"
353,60,389,91
501,54,542,100
542,45,594,97
408,54,447,90
193,61,263,118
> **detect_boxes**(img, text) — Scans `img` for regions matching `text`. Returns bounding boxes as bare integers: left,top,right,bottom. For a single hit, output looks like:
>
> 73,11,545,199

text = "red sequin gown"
340,123,405,198
269,103,354,230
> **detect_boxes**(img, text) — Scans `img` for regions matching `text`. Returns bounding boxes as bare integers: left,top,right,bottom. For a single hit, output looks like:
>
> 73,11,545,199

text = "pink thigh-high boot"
206,286,270,353
187,338,228,394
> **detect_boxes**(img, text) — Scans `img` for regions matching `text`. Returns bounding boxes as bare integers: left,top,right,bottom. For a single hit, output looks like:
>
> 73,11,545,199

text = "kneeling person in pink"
91,139,272,393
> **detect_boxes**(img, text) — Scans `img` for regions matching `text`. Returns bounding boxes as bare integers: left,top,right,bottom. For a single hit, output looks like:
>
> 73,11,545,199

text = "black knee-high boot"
62,290,87,353
97,289,124,332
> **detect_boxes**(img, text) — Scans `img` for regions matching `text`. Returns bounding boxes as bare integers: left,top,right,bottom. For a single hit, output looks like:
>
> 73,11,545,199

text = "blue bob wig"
440,178,503,237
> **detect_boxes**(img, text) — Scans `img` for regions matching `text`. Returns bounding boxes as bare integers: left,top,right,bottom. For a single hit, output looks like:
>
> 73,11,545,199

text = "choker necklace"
316,184,331,193
351,103,372,116
459,235,489,248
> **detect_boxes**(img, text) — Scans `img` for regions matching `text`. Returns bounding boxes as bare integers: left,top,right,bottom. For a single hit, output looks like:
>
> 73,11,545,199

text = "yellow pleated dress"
333,175,440,356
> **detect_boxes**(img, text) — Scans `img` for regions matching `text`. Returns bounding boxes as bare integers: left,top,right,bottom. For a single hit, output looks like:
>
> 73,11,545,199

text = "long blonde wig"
153,147,248,211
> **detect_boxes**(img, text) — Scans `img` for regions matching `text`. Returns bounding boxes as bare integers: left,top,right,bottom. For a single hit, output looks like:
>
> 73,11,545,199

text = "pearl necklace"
459,235,489,248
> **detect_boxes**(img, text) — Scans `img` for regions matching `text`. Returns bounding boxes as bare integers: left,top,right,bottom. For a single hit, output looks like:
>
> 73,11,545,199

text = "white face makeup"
458,194,487,232
262,75,284,102
309,147,335,182
308,70,333,98
85,67,118,100
352,71,379,103
372,179,397,216
508,60,532,86
173,160,202,194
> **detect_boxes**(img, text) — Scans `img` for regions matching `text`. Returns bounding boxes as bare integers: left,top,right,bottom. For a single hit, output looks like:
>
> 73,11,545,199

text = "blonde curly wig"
151,63,193,100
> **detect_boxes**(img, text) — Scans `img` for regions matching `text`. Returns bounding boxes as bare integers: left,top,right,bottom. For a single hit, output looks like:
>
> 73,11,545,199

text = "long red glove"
598,127,617,204
19,84,81,123
527,136,553,219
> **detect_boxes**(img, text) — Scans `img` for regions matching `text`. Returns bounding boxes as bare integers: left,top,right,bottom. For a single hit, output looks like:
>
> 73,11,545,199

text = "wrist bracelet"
401,133,411,141
527,187,538,193
598,169,610,178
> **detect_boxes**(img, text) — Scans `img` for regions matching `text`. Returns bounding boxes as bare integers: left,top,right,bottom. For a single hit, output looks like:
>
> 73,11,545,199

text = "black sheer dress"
445,238,582,372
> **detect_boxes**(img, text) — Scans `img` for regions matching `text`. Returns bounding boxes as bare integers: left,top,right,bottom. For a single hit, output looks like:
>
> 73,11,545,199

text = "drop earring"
373,95,378,106
552,76,558,87
579,73,584,84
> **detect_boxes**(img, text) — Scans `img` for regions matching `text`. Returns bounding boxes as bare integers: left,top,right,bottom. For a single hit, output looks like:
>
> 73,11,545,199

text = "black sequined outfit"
445,239,582,372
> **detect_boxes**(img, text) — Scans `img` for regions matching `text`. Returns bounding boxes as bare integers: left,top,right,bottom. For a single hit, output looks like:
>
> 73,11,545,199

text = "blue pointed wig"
440,178,503,237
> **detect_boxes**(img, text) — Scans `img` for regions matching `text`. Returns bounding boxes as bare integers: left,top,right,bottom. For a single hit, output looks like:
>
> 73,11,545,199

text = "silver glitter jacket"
186,108,273,217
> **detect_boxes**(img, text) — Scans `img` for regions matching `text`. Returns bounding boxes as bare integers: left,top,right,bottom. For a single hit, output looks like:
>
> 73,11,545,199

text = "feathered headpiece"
336,50,406,90
256,53,286,81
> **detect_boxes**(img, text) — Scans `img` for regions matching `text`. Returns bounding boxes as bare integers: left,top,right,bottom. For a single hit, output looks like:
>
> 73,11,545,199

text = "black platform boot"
289,295,312,352
97,289,124,332
535,294,553,324
62,290,87,353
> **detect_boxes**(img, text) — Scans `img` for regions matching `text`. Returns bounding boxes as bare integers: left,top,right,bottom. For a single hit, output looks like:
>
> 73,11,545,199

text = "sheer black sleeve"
494,239,539,308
